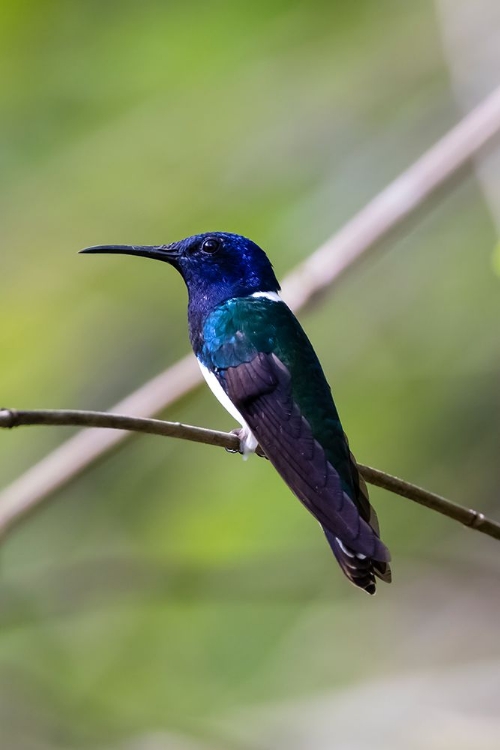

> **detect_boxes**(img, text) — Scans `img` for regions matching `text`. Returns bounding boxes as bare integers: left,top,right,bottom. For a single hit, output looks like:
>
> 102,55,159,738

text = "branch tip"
0,409,17,429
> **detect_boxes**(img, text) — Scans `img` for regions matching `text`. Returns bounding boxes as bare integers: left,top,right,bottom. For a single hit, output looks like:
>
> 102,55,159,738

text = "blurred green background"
1,1,500,748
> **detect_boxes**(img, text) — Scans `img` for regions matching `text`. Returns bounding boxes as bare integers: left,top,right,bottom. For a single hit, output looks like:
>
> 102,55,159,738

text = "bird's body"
82,232,391,594
197,293,346,457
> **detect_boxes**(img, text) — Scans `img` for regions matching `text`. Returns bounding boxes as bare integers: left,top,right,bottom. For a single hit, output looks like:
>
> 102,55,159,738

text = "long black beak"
79,244,180,262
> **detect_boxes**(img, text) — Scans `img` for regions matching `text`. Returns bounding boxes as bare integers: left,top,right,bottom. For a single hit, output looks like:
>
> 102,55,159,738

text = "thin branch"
1,408,499,543
0,408,239,449
2,85,500,528
0,353,201,531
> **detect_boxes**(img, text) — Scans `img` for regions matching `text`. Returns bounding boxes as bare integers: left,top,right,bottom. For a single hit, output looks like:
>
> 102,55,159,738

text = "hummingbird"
81,232,391,594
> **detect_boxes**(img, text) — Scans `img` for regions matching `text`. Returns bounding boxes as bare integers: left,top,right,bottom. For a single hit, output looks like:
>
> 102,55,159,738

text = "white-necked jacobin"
81,232,391,594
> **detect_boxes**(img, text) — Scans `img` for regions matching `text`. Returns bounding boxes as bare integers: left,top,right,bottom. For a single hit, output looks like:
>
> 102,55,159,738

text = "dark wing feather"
222,352,390,583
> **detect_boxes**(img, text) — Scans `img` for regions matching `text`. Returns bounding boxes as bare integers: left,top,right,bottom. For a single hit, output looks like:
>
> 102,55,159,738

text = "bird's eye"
201,237,221,254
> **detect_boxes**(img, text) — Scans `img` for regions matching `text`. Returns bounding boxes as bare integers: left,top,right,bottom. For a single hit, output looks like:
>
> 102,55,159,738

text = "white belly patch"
197,361,258,457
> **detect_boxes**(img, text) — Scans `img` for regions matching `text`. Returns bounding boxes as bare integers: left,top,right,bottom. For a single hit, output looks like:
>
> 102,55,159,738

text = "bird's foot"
226,428,244,454
225,427,265,460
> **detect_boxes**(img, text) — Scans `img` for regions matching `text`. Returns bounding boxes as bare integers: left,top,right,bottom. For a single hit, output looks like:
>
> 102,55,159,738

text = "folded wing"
221,351,390,592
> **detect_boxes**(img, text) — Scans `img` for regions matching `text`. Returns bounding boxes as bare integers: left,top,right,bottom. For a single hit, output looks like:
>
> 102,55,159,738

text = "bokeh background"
1,1,500,748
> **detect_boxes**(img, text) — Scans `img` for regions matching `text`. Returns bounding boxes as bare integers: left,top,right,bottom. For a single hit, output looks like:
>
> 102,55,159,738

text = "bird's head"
81,232,280,310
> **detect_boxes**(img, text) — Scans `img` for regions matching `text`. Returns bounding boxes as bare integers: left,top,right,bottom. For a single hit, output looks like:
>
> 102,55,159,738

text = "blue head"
81,231,280,317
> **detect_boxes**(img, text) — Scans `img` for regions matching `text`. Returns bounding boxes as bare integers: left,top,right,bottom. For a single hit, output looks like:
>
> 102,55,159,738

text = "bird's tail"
323,527,391,595
321,437,392,595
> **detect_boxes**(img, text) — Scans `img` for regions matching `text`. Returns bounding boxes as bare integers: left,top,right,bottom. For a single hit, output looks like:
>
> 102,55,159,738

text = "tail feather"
323,528,391,595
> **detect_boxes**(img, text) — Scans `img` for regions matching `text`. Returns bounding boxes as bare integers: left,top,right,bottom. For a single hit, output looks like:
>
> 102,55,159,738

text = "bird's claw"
226,428,244,454
225,428,267,459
